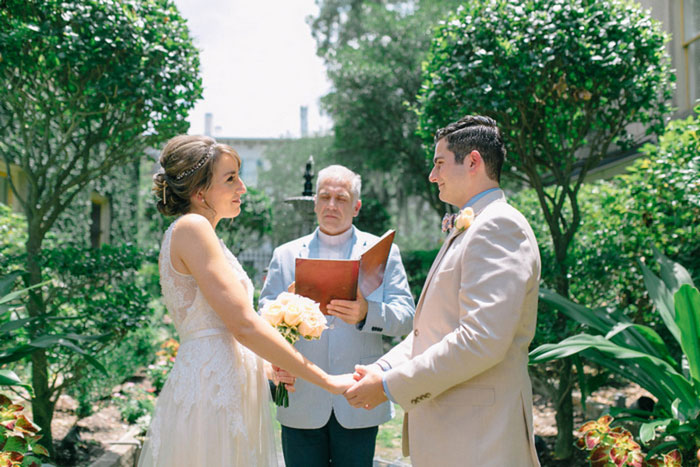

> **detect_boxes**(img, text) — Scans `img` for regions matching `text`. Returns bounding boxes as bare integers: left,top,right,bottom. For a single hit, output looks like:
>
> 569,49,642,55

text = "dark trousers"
281,411,378,467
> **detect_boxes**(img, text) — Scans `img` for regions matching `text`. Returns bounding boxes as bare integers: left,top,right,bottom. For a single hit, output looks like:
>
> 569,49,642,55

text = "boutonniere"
454,207,475,232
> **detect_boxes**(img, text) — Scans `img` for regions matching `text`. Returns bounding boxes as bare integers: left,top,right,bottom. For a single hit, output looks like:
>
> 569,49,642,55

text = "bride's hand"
325,373,355,395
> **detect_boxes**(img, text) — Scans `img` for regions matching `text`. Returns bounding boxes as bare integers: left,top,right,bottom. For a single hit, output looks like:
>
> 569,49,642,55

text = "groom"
345,115,541,466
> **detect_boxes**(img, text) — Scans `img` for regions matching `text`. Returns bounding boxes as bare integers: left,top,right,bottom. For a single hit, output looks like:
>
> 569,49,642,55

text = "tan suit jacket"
378,190,541,467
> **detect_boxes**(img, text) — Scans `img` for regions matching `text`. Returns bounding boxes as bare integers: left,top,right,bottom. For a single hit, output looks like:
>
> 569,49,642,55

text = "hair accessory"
175,145,215,180
162,183,167,205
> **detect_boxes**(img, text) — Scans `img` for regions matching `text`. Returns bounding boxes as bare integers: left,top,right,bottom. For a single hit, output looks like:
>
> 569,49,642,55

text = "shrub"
0,394,50,466
531,250,700,461
401,249,439,302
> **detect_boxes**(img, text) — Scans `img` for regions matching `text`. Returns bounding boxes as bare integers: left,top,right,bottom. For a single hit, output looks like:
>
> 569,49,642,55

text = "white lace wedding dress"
138,219,277,466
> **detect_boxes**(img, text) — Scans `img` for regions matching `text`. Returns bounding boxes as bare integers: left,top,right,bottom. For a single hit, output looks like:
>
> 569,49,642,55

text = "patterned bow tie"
441,212,456,233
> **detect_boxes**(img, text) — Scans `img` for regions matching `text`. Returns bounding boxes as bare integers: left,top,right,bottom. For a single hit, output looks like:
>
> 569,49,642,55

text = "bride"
138,135,352,466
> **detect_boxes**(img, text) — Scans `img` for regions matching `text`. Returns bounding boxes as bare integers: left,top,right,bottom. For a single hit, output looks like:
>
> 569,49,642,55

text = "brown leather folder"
295,230,395,314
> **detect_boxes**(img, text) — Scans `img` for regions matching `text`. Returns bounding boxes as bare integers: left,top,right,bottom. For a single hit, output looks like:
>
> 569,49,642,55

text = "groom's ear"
467,150,482,170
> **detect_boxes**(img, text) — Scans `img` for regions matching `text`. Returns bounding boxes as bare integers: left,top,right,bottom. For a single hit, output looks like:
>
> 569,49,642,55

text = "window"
683,0,700,107
0,172,8,205
90,193,111,248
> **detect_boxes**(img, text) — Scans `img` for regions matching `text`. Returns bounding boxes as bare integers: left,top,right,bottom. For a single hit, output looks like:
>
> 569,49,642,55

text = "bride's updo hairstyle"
153,135,241,217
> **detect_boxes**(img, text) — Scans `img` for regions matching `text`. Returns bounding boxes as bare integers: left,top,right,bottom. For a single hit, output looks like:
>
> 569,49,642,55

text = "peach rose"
454,207,475,231
298,311,327,339
261,302,285,326
283,302,303,327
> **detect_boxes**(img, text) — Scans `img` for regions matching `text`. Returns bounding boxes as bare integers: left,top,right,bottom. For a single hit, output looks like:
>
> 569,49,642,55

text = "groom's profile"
345,115,542,466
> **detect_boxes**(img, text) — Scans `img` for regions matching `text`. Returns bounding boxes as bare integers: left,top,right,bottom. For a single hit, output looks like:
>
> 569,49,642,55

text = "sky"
172,0,333,138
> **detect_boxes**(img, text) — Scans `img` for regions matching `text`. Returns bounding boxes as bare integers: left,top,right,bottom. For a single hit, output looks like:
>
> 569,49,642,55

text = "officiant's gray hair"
316,165,362,201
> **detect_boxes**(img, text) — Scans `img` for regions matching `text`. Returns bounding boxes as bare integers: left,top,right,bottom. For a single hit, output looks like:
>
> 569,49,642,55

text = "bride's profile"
138,135,352,466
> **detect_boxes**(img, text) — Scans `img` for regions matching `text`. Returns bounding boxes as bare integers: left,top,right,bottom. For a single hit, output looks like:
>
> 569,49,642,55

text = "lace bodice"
159,218,254,339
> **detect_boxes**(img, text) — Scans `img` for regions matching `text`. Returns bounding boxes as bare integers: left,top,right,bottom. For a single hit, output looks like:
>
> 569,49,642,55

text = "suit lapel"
413,227,466,319
299,229,318,259
413,189,507,320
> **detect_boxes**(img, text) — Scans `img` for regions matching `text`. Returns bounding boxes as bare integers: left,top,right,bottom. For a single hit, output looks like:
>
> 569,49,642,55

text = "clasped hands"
271,364,387,410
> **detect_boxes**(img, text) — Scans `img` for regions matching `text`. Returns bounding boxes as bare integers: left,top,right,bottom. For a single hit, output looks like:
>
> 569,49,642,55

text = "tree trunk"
30,349,55,458
552,243,574,460
25,230,55,457
553,358,574,459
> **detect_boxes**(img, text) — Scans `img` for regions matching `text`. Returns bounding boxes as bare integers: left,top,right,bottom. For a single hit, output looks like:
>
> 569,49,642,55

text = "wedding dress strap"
181,328,229,343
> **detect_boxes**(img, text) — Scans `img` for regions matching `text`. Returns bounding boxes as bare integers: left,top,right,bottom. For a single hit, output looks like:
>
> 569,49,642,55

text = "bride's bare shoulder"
171,214,218,251
173,213,213,235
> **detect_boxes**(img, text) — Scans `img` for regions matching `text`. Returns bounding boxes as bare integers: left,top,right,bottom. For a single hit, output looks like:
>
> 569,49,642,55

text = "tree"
257,136,335,244
311,0,463,216
0,0,202,453
415,0,673,459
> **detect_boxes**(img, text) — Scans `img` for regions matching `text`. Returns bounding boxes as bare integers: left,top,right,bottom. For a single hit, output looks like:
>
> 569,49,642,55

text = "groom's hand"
345,364,387,410
326,290,368,325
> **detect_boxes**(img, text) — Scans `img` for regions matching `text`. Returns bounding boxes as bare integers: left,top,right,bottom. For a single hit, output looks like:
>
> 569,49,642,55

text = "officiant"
259,164,415,467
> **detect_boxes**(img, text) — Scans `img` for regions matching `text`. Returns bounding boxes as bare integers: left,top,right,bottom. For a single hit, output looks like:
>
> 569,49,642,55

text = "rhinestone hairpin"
175,145,215,180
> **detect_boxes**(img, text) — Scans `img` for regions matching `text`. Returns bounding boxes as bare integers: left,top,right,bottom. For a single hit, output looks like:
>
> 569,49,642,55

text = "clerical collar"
318,227,353,247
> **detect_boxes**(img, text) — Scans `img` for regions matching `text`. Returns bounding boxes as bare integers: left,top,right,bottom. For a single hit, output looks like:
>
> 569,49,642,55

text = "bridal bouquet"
260,292,327,407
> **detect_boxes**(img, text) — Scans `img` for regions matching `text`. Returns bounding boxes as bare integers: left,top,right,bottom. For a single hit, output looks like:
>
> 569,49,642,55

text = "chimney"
300,106,308,138
204,112,213,136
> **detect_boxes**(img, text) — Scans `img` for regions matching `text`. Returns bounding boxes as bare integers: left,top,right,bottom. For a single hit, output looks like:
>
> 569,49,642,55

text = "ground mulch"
43,380,654,466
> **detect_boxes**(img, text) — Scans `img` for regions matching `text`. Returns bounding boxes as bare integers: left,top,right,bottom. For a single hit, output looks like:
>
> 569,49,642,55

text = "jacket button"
414,329,419,337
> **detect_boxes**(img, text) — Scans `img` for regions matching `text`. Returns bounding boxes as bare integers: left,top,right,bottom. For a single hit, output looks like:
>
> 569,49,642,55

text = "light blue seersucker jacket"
259,225,415,429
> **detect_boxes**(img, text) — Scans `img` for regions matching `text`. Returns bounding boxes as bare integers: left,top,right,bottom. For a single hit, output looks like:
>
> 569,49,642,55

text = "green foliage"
0,205,26,258
0,394,51,466
355,197,391,236
0,272,51,392
401,249,439,302
416,0,674,295
257,137,335,244
0,245,158,444
0,0,202,238
511,111,700,352
313,0,463,215
215,187,274,255
145,338,179,395
620,109,700,277
530,251,700,459
70,325,161,418
0,0,202,451
417,0,673,158
575,415,683,467
112,384,155,425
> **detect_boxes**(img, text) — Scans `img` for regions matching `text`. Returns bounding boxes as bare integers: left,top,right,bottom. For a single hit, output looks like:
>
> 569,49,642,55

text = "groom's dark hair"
435,115,505,182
